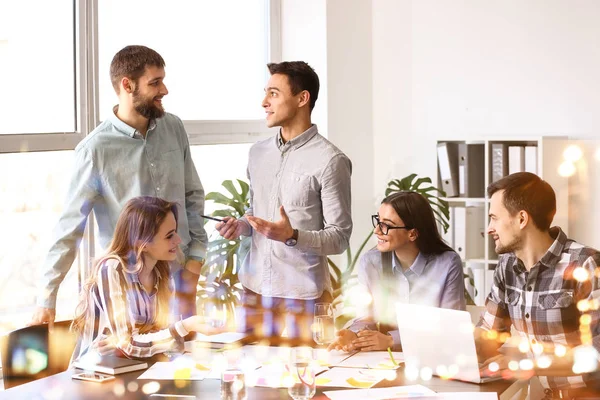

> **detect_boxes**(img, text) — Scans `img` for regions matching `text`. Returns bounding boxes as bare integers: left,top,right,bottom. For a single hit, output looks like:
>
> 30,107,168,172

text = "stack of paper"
323,385,436,399
315,367,396,388
333,351,403,369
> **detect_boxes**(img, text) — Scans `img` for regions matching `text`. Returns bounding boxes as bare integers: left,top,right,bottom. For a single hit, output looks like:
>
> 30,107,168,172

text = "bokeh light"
558,161,576,177
563,145,583,162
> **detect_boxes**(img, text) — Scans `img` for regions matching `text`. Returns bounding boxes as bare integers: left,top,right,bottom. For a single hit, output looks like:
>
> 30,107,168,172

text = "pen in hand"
200,214,225,223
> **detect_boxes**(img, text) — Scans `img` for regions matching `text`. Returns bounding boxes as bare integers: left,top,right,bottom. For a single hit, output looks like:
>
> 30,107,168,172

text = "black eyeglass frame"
371,215,412,235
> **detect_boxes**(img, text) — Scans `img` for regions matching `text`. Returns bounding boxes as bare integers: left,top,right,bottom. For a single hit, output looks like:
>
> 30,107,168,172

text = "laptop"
395,303,499,384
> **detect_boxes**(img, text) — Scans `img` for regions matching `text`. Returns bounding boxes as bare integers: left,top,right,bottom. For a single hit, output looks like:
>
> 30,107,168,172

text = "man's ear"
518,210,529,229
121,77,135,94
297,90,310,108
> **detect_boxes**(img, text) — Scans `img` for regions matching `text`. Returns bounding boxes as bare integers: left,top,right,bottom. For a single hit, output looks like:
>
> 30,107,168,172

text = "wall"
372,0,600,246
326,0,375,252
281,0,328,133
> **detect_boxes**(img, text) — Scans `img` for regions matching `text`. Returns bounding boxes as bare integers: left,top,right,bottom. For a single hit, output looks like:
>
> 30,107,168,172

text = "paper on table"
138,360,211,381
401,394,499,399
249,362,329,388
315,367,395,388
323,385,436,399
334,351,404,369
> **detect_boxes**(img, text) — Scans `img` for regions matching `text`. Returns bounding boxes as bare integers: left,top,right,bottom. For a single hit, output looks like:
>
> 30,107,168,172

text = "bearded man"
31,45,207,325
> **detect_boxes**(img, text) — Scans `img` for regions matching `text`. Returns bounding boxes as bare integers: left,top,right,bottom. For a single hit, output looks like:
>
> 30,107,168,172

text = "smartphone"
72,372,116,383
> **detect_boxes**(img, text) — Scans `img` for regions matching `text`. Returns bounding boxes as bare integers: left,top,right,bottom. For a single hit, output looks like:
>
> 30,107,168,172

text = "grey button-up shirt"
37,109,208,309
349,248,465,349
238,124,352,299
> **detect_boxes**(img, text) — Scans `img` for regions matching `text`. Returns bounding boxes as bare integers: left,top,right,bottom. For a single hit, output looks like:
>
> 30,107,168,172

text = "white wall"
281,0,328,132
326,0,375,251
283,0,600,249
371,0,600,246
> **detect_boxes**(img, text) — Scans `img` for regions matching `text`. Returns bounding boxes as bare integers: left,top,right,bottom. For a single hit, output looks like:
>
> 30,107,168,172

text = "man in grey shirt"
31,45,207,325
217,61,352,339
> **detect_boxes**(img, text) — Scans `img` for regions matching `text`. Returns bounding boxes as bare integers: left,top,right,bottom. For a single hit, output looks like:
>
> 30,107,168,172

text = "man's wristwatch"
285,229,299,247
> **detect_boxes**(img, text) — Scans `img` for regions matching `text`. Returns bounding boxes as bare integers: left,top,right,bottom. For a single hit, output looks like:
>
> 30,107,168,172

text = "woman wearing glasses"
328,191,465,352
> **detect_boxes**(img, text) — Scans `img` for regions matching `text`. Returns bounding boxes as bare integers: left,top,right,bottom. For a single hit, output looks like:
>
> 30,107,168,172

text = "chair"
0,320,77,389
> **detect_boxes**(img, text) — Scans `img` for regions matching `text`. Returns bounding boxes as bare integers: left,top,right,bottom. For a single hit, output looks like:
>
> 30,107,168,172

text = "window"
0,1,277,333
98,0,269,121
0,1,75,134
191,143,252,242
0,151,80,333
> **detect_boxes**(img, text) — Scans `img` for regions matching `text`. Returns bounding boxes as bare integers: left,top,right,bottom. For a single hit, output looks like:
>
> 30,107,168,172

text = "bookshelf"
437,137,570,305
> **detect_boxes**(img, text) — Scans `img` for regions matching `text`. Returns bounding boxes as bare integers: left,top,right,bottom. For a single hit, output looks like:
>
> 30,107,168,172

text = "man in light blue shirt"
31,45,207,325
217,61,352,339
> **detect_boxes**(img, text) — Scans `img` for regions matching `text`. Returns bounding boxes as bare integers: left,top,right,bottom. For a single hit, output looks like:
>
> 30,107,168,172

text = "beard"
133,89,165,119
495,235,522,255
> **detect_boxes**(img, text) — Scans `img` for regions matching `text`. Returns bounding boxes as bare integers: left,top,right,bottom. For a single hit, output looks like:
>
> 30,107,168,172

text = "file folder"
458,143,484,198
437,142,459,197
454,206,485,260
441,206,455,247
490,143,508,183
508,146,525,174
525,146,538,174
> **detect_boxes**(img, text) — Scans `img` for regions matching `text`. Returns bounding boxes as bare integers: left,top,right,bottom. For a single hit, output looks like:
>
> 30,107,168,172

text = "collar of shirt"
108,105,158,138
126,267,161,292
511,226,567,274
392,251,427,276
276,124,319,151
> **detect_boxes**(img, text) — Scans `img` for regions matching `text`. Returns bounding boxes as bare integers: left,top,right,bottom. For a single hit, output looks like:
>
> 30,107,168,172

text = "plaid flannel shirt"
477,227,600,390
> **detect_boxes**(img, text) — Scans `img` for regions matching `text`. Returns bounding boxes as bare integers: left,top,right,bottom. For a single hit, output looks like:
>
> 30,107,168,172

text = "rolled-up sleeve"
296,154,352,255
37,148,99,309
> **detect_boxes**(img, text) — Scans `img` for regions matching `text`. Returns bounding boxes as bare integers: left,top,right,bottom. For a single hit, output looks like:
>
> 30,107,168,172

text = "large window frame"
0,0,281,281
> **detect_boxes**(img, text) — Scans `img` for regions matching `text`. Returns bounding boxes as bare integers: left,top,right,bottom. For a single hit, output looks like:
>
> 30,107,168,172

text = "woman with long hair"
329,191,465,352
72,196,221,359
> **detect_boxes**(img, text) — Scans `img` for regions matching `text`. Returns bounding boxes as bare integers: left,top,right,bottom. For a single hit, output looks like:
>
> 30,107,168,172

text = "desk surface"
0,364,516,400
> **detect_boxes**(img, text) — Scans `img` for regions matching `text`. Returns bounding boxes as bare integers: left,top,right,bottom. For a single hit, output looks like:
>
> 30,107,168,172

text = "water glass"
221,368,247,400
313,303,335,345
287,347,316,400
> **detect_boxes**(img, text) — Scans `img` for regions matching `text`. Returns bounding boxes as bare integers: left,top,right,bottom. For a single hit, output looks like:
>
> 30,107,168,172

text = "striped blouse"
76,257,189,360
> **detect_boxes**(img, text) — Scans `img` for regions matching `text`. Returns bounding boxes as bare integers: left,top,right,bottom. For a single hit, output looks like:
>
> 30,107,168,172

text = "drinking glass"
313,303,335,345
221,368,247,400
287,347,316,400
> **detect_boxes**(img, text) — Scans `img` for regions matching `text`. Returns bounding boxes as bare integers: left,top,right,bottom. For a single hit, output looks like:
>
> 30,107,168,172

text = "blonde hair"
72,196,178,334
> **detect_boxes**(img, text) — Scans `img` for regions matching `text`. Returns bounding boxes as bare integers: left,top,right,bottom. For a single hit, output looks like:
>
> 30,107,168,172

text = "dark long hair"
382,191,454,255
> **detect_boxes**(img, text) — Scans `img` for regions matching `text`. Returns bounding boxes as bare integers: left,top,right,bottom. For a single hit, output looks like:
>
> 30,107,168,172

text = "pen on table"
200,214,225,223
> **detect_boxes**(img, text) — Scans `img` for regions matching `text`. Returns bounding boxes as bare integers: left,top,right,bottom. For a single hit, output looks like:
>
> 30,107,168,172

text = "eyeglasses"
371,215,411,235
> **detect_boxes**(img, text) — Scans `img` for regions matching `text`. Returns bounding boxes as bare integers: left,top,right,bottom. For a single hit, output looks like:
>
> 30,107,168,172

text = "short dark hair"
267,61,320,112
110,45,165,93
487,172,556,231
382,191,454,255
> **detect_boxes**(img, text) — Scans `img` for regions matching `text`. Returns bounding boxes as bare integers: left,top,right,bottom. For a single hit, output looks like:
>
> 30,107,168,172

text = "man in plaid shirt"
476,172,600,398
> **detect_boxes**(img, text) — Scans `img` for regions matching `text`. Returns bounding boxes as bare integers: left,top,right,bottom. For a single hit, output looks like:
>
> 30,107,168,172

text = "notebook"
184,332,250,351
395,303,500,384
73,355,148,375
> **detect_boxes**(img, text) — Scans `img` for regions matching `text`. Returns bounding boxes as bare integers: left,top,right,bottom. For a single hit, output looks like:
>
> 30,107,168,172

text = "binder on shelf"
454,206,485,260
441,207,455,248
508,146,525,174
458,143,484,198
437,142,459,197
490,143,508,183
525,146,538,174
